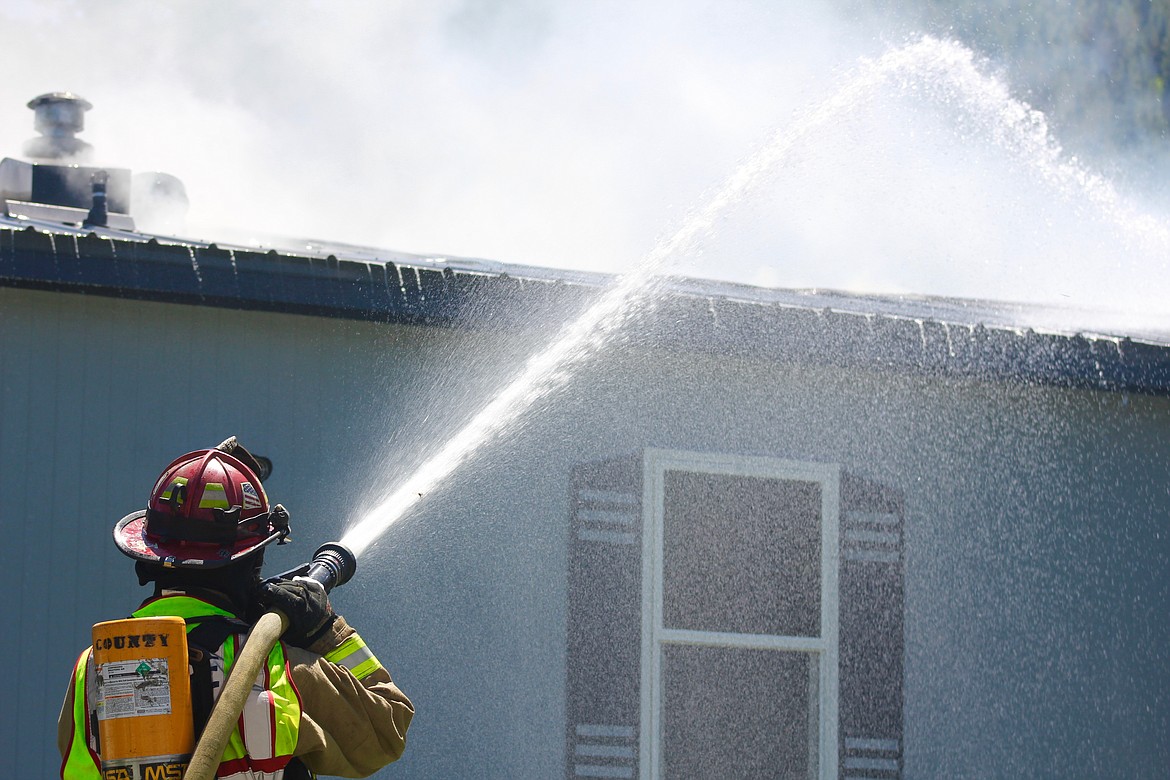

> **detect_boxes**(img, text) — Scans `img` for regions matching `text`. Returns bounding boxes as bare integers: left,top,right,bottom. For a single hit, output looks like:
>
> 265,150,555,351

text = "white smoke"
0,0,1166,334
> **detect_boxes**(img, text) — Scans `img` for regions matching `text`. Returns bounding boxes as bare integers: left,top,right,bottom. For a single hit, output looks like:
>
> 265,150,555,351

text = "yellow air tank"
91,616,193,780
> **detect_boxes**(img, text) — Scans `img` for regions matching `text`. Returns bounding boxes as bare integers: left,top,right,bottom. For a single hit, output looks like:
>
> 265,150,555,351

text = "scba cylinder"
91,616,194,780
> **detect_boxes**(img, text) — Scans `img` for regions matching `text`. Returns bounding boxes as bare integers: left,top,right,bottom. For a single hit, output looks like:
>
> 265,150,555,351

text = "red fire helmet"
114,449,289,568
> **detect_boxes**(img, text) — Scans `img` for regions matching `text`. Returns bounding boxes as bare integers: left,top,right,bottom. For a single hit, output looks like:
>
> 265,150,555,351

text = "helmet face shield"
114,449,289,568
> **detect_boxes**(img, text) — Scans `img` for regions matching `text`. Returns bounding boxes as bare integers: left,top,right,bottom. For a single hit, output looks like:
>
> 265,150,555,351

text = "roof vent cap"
23,92,94,162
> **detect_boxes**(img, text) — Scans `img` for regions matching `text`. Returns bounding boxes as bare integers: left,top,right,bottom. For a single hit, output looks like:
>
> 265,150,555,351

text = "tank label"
101,756,190,780
96,657,172,719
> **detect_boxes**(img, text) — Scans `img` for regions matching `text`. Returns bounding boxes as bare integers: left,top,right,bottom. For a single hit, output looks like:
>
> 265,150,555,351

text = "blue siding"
3,273,1169,778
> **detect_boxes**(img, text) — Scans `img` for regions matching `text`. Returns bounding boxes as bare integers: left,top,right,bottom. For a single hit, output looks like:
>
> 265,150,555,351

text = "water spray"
338,55,864,555
183,541,358,780
338,37,978,559
342,36,1170,561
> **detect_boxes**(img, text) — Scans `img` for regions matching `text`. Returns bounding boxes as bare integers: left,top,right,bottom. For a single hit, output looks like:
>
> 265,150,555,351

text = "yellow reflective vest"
62,595,301,780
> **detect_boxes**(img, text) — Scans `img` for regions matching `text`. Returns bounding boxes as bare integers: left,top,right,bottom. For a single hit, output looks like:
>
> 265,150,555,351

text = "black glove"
259,577,337,648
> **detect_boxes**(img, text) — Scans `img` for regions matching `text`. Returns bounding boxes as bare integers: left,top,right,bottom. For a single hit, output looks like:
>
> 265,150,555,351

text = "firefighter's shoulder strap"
184,614,249,737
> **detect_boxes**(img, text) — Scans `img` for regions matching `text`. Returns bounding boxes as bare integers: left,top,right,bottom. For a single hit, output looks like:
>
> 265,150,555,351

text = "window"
567,450,903,780
642,451,839,780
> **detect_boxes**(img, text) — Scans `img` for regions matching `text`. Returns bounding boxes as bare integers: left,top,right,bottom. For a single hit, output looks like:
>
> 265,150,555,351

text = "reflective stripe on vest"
61,648,100,780
63,595,302,780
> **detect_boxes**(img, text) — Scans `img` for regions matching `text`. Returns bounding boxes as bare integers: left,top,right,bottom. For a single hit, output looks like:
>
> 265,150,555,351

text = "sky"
1,0,1168,336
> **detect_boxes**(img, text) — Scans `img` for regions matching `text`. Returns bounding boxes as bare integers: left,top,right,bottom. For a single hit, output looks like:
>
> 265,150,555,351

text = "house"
2,96,1169,778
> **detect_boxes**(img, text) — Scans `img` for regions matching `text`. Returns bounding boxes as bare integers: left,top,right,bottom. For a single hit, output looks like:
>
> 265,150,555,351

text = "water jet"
342,35,1170,559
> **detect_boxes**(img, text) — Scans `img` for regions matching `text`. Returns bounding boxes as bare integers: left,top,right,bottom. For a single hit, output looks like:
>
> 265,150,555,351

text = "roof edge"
2,225,1167,395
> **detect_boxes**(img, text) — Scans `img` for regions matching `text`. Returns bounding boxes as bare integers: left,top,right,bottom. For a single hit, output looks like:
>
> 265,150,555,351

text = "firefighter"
58,439,413,779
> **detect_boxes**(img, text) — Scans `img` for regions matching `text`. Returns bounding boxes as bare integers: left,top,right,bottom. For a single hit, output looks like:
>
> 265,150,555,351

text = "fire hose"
182,542,357,780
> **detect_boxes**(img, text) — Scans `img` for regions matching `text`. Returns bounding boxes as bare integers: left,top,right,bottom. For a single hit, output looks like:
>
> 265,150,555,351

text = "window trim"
639,449,841,780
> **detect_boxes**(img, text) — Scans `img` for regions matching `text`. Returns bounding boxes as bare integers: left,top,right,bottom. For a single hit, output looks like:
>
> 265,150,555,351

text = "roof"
2,215,1168,395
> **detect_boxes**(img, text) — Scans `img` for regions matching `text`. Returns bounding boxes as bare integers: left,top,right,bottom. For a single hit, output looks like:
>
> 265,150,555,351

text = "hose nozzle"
303,541,357,592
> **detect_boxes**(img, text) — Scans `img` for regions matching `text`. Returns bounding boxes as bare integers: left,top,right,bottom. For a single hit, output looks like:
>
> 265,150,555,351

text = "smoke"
0,0,1166,334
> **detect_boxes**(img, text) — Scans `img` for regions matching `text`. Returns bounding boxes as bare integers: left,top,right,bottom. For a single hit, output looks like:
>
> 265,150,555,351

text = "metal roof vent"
2,93,190,234
23,92,94,163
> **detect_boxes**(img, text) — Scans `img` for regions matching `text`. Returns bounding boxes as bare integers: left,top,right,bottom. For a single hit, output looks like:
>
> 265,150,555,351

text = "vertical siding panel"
168,302,198,450
76,293,111,602
178,301,216,446
16,292,59,776
127,294,156,466
204,304,238,446
276,314,314,521
102,298,151,615
208,305,245,441
282,311,325,550
129,296,176,467
96,299,133,617
76,296,132,638
44,295,90,774
0,291,32,775
219,307,272,458
295,317,333,539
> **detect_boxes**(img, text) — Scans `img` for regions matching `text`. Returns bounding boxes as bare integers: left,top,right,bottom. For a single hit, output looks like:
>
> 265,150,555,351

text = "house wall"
550,344,1170,777
3,285,1168,778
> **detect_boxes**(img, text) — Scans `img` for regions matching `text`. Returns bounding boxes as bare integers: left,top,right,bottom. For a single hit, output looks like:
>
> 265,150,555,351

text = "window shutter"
567,455,643,779
839,472,905,779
